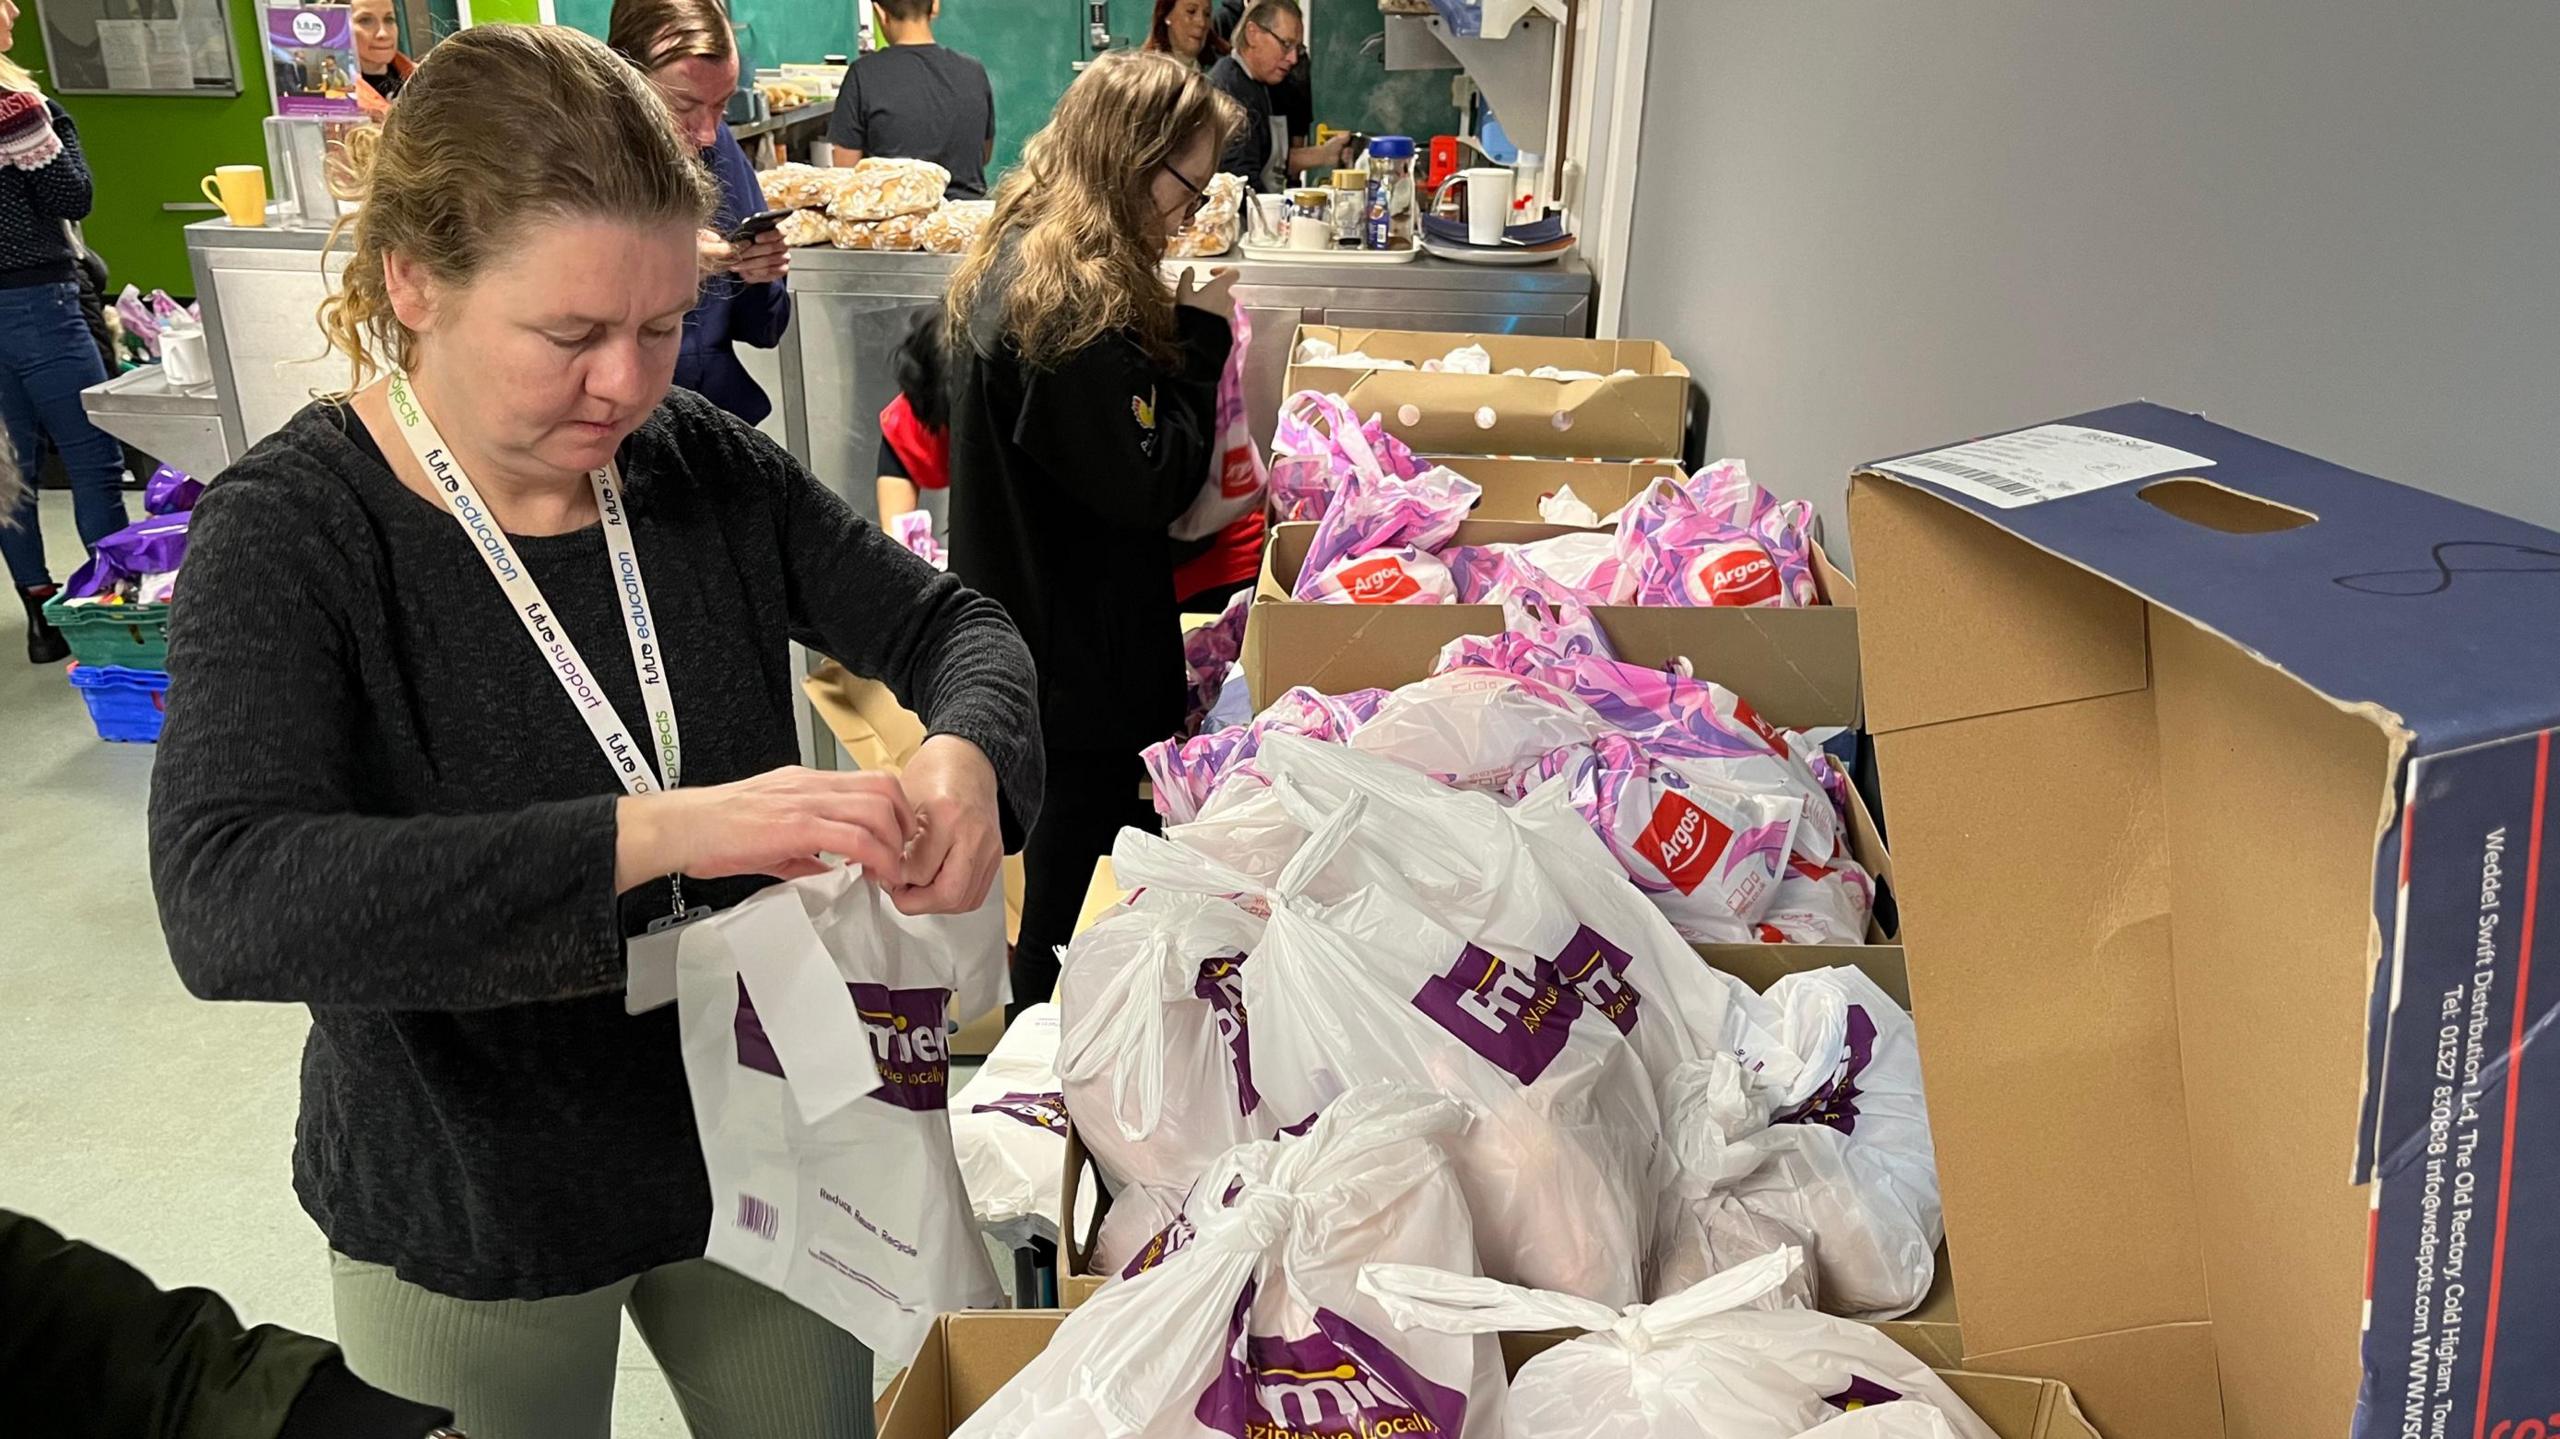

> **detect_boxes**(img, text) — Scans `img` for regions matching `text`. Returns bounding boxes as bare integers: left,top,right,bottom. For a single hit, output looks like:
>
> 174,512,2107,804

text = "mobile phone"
725,207,794,244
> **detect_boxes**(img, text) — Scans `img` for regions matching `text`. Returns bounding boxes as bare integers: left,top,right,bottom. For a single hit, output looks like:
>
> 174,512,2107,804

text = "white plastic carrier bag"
1359,1248,1997,1439
951,1084,1508,1439
1054,889,1274,1273
676,866,1007,1365
1121,795,1664,1307
947,1003,1096,1250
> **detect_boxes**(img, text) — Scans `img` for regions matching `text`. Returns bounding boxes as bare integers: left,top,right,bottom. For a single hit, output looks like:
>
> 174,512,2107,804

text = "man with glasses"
1207,0,1355,192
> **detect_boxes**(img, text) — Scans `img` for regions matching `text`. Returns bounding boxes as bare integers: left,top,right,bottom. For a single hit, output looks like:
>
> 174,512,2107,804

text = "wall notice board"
40,0,242,96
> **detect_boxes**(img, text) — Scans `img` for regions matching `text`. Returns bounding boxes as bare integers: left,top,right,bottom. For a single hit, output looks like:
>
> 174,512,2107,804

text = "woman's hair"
1144,0,1228,62
605,0,736,74
945,49,1240,370
315,23,719,391
0,56,41,95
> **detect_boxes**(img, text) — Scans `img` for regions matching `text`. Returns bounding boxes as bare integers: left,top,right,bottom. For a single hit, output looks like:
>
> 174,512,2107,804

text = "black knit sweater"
0,100,92,289
147,390,1044,1299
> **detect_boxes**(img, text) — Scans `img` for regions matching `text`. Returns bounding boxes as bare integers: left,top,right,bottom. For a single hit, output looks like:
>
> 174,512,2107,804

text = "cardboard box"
1424,456,1686,523
1850,402,2560,1439
1240,520,1861,723
1286,325,1691,461
878,1309,2104,1439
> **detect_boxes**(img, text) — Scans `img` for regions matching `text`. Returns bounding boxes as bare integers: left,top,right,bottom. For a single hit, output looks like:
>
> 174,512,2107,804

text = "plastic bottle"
1365,135,1417,251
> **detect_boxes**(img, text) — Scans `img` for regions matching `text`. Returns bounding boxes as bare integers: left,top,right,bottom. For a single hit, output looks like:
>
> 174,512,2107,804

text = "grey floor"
0,490,937,1433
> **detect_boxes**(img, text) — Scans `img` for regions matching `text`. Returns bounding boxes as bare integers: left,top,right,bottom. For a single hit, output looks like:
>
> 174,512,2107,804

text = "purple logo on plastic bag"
854,983,950,1111
1198,1299,1469,1438
1774,1004,1878,1134
1276,1110,1322,1138
971,1091,1069,1134
1826,1376,1905,1411
734,981,949,1111
1413,943,1583,1084
1122,1207,1199,1279
1537,924,1641,1035
1195,954,1262,1115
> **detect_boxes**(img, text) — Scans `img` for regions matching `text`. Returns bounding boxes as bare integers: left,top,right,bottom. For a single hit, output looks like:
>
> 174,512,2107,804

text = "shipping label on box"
1285,325,1691,461
1851,401,2560,1439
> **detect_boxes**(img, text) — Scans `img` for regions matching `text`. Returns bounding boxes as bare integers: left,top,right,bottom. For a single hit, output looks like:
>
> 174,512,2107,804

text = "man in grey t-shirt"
828,0,996,199
1207,0,1355,193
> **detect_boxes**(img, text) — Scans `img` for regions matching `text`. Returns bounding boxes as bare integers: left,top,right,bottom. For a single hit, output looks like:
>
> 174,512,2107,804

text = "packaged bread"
825,211,928,251
758,162,840,211
777,208,833,248
827,157,951,222
920,200,995,255
1167,172,1247,259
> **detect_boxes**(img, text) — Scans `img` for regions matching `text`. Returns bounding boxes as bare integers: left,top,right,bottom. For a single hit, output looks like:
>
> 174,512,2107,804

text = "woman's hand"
1172,265,1239,323
616,767,915,891
698,228,792,286
891,735,1005,916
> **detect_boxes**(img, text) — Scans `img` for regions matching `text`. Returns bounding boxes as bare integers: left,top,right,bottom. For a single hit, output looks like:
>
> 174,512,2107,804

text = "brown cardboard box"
1426,456,1686,522
878,1310,2104,1438
1286,325,1691,460
1847,403,2560,1439
1240,521,1861,723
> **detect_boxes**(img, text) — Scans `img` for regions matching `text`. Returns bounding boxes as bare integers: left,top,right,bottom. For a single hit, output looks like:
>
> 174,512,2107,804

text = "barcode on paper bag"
735,1194,780,1241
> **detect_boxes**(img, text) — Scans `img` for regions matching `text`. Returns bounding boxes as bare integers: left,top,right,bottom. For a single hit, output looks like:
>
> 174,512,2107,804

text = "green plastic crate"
41,595,170,670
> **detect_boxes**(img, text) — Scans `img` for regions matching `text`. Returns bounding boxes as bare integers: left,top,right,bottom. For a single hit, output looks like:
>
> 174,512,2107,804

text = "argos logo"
1690,541,1783,607
1338,556,1423,604
1636,790,1735,897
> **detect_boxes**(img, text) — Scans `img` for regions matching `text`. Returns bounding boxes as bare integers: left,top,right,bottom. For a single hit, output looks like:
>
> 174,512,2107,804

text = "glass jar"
1330,168,1368,244
1364,135,1417,251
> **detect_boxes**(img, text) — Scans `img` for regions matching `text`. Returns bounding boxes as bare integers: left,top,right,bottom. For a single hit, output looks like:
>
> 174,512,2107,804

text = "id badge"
625,904,716,1015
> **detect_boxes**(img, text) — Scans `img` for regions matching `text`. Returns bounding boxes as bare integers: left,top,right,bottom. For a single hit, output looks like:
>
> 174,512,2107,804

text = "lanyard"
384,371,690,915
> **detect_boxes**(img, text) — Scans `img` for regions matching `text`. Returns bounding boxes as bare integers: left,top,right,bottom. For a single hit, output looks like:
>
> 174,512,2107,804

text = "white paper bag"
677,868,1007,1366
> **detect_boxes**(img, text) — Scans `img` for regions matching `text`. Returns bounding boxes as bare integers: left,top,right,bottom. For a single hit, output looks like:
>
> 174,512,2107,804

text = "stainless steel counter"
184,220,1594,515
80,366,231,483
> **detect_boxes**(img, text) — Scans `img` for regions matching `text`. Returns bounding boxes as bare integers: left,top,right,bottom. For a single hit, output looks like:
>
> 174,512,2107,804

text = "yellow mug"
201,165,267,227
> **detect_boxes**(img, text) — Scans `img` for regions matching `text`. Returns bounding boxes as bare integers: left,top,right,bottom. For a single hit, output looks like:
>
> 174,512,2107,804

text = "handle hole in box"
2137,476,2318,534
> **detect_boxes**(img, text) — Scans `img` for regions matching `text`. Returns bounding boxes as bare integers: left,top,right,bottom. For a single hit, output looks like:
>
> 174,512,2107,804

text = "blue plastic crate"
66,663,170,743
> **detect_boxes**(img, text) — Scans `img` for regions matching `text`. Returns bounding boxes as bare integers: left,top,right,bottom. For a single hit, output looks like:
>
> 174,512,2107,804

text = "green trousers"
330,1252,875,1439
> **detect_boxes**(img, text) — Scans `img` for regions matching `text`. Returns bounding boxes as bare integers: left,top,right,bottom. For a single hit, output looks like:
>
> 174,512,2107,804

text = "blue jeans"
0,281,130,589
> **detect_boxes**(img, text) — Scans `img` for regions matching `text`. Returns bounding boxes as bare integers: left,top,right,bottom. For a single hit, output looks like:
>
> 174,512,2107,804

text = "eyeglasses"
1159,160,1211,206
1250,20,1304,59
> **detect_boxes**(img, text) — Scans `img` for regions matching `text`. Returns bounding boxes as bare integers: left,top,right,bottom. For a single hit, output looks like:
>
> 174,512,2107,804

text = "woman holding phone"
608,0,790,425
941,49,1243,1013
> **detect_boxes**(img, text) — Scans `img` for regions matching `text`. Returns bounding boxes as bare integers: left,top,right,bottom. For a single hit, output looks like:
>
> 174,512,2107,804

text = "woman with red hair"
1145,0,1225,69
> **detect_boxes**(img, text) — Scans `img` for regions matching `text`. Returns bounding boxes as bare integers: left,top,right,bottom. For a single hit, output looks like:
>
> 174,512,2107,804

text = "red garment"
880,392,951,492
1175,509,1265,607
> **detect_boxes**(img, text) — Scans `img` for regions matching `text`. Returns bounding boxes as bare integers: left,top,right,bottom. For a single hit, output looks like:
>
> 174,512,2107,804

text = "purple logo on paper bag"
1826,1376,1905,1411
1412,944,1583,1084
1537,924,1640,1036
1198,1294,1468,1438
971,1091,1069,1134
731,980,950,1111
854,983,950,1111
1195,954,1261,1114
1773,1005,1878,1134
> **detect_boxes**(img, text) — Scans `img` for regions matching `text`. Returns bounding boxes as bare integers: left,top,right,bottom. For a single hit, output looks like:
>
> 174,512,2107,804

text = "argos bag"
1360,1249,1996,1439
1171,308,1268,541
1270,390,1425,522
676,867,1007,1365
948,1003,1094,1250
951,1086,1507,1439
1054,890,1274,1273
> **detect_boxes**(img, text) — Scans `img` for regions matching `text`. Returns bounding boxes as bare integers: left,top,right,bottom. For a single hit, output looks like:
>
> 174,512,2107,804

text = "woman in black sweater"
941,49,1242,1012
0,30,131,663
147,26,1039,1438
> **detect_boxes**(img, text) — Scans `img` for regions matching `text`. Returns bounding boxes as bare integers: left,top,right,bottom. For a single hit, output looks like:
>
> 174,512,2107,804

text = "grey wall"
1624,1,2560,562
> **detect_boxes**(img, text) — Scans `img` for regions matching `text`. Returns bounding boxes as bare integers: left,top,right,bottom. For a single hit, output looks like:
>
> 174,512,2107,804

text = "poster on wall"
265,3,366,118
37,0,243,95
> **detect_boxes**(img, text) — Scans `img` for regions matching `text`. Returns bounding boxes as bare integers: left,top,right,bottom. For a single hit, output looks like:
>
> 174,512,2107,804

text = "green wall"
10,0,273,296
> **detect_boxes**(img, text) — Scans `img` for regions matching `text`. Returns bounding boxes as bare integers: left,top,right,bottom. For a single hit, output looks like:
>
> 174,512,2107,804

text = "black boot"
20,585,69,665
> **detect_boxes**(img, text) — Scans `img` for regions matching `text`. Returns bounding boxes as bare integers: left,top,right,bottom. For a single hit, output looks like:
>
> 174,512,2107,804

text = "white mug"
161,325,212,389
1432,166,1514,246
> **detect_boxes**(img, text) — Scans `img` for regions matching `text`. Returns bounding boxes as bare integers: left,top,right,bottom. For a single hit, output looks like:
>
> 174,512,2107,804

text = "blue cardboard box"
1850,403,2560,1439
